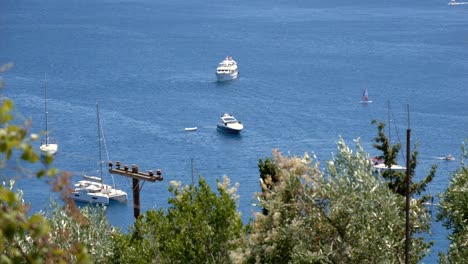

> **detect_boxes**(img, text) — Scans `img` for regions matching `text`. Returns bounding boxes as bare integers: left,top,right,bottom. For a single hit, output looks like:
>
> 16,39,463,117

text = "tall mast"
387,100,391,142
44,74,49,145
97,103,103,184
191,158,194,186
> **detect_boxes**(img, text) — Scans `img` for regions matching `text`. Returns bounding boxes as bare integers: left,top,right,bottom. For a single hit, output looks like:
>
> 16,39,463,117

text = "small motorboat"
438,154,455,161
216,113,243,134
185,127,198,131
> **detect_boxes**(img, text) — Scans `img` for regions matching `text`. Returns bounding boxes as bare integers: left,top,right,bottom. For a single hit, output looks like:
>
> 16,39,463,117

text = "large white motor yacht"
216,56,238,82
448,0,467,5
216,113,243,134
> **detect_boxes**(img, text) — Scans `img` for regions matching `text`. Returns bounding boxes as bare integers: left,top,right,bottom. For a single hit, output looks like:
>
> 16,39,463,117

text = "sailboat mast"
387,100,391,142
97,103,104,184
44,75,49,145
191,158,194,186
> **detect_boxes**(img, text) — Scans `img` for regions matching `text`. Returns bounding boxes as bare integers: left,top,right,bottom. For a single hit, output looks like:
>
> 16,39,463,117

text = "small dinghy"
438,154,455,161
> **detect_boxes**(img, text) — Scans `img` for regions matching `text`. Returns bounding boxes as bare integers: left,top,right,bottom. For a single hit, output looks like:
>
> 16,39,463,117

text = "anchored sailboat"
71,103,127,205
373,101,406,172
39,75,58,156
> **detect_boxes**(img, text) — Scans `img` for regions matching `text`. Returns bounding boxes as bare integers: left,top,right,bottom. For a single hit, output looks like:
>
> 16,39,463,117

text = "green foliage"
258,156,280,192
0,181,91,263
3,64,467,263
0,67,91,263
258,154,282,215
372,120,436,203
112,177,244,264
437,141,468,263
238,139,431,263
43,201,117,263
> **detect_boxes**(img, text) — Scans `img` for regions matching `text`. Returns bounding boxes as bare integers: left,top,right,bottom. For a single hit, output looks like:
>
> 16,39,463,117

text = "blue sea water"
1,0,467,262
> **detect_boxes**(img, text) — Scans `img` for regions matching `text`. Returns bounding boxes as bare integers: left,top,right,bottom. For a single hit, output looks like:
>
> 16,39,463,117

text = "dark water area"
1,0,467,262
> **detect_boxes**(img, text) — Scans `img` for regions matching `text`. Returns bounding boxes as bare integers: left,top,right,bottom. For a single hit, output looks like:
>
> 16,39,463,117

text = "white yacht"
40,75,58,156
72,176,127,204
373,163,407,173
216,56,238,82
448,0,467,5
371,157,406,173
71,104,127,205
216,113,243,134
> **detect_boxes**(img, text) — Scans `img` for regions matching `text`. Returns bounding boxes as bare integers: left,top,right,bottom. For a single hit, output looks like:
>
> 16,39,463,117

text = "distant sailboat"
39,75,58,156
360,87,372,103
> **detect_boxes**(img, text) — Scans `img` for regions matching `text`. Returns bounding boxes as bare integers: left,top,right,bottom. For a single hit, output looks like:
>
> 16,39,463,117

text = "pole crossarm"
108,161,163,182
107,160,163,220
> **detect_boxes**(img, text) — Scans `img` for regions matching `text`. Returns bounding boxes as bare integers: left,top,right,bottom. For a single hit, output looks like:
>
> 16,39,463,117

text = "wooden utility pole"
108,161,163,219
405,105,411,264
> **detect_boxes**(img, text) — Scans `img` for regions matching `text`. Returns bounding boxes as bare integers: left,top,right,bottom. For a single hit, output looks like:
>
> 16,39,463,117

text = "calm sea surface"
1,0,467,262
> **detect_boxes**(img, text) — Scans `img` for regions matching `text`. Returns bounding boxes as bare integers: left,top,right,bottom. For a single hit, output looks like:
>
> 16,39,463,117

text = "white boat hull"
438,155,455,161
373,163,406,172
72,191,110,204
71,179,128,205
449,1,468,5
217,122,243,134
217,113,243,134
40,143,58,155
216,72,238,82
216,56,238,82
